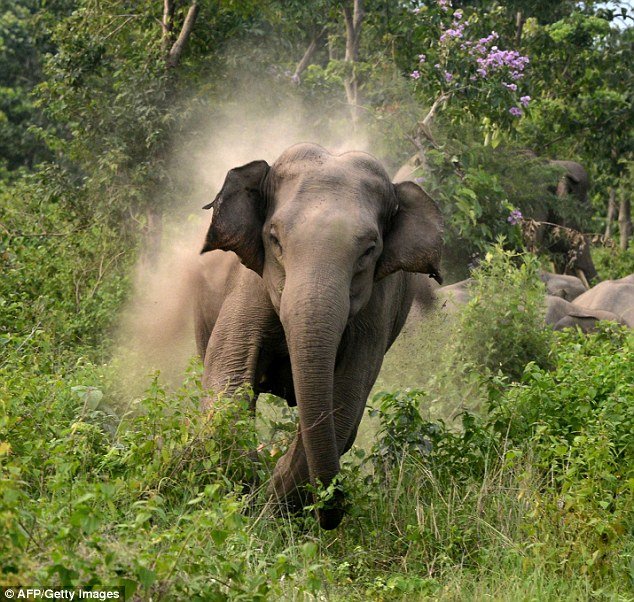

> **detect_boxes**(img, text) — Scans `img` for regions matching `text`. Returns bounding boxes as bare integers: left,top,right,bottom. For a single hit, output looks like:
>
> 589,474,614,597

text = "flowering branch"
409,0,531,130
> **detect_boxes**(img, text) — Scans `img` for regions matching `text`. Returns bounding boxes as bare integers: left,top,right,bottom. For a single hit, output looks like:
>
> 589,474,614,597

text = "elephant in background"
545,296,627,332
539,271,587,301
433,279,472,314
195,143,443,529
534,159,597,285
426,273,629,333
572,275,634,327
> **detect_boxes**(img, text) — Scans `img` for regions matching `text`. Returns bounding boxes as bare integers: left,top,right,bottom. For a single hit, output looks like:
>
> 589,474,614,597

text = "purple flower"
438,0,451,11
453,9,463,20
440,22,465,42
410,70,421,80
503,82,518,91
415,176,425,184
507,209,523,224
412,7,421,14
476,68,487,78
520,95,531,107
444,71,454,82
418,54,426,63
477,49,529,75
509,106,523,117
434,63,441,69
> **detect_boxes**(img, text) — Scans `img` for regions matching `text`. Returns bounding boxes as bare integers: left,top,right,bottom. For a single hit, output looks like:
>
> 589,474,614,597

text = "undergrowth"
2,322,632,600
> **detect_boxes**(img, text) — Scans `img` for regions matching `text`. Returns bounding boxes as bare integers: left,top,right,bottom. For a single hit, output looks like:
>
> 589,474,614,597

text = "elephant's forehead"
272,197,378,239
273,164,392,210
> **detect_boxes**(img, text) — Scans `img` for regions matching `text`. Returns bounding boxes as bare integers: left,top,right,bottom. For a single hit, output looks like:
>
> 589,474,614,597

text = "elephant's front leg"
202,275,283,411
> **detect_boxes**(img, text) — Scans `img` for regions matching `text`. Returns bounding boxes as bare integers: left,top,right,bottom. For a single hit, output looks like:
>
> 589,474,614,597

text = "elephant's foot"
266,455,346,529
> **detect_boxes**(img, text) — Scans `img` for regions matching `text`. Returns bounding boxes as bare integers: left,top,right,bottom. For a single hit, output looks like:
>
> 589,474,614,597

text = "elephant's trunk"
279,267,350,529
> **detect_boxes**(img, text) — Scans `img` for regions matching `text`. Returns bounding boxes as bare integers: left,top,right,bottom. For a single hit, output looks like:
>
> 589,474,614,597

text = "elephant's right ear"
201,160,270,276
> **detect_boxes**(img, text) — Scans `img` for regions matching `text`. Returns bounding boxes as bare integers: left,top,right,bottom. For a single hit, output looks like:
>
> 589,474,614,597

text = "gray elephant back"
573,280,634,319
540,271,586,301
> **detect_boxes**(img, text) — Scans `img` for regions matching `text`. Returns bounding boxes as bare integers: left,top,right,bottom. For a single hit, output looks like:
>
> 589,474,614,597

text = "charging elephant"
195,143,443,529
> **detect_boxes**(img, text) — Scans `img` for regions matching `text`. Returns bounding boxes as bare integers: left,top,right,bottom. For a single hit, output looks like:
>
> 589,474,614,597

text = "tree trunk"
342,0,364,128
605,187,617,239
292,27,327,83
515,11,525,47
618,194,632,251
141,1,200,266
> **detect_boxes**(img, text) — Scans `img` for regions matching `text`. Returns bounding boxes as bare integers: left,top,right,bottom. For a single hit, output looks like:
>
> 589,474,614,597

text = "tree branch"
162,0,176,52
342,0,364,126
166,1,199,69
292,27,328,83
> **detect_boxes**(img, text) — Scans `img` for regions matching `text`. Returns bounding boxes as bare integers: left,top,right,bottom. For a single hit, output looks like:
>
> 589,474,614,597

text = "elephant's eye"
361,244,376,259
357,244,376,269
270,233,282,253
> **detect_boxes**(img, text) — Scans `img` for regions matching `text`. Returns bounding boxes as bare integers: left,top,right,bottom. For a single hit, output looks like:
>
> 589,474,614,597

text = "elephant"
572,276,634,327
194,143,443,529
393,153,597,284
545,296,627,332
420,274,625,333
433,278,472,313
531,160,597,285
539,271,587,301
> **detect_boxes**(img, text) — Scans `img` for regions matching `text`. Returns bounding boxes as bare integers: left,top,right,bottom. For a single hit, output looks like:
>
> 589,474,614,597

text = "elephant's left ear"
375,181,444,283
200,160,270,276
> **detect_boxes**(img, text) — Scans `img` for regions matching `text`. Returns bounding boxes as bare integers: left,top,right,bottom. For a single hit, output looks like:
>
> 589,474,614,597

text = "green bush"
488,324,634,573
368,324,633,590
0,175,134,362
453,244,553,382
593,245,634,280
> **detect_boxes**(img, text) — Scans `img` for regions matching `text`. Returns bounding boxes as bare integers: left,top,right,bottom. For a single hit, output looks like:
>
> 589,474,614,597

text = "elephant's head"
201,143,443,528
549,160,589,205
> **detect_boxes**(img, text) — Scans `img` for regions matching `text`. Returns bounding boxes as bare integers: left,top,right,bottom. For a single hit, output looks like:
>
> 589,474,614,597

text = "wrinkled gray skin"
539,271,587,301
195,143,443,529
572,276,634,327
545,296,627,332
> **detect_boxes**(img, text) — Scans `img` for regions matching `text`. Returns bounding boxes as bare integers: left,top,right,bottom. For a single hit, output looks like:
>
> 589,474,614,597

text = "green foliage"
414,135,564,269
0,0,74,174
594,246,634,281
1,0,633,598
368,324,633,589
453,245,553,381
0,175,133,358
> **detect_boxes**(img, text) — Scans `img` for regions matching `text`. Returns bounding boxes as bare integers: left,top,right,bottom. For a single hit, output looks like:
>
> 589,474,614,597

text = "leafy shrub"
367,324,632,587
488,324,633,569
0,175,134,361
593,245,634,280
453,244,553,381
